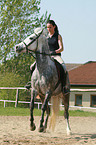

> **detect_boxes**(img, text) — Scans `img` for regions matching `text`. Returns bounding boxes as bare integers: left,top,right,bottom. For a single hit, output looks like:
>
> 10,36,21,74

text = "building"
68,61,96,107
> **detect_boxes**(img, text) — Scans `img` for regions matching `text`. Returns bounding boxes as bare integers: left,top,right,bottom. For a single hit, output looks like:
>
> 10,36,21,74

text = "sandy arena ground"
0,116,96,145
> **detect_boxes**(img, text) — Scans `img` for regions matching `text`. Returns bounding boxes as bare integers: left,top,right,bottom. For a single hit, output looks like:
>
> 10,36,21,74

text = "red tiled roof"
69,61,96,85
66,63,82,71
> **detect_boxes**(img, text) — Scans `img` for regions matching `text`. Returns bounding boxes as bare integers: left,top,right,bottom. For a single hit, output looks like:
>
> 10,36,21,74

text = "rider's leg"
52,56,70,94
25,61,36,89
61,63,70,94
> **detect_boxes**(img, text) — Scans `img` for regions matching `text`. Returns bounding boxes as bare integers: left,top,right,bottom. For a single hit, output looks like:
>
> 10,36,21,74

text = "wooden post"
15,89,19,107
4,100,6,108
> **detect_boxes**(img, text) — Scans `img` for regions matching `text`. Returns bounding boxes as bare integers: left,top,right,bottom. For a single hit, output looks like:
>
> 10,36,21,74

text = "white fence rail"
0,87,26,107
0,100,42,109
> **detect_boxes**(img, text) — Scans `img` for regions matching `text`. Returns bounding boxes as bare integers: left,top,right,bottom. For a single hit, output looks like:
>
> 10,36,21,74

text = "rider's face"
47,23,55,35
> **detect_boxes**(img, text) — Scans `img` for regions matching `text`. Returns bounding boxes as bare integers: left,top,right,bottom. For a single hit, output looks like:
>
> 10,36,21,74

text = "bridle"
22,29,57,58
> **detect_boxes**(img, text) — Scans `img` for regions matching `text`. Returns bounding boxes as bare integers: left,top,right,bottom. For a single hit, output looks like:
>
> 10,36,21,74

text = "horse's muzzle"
15,45,23,53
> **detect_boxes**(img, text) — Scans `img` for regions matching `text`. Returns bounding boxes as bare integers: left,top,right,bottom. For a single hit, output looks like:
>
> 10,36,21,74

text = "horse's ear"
34,27,43,35
43,29,48,37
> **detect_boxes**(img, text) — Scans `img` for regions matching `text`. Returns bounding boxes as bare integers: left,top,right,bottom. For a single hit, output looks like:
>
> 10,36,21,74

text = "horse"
15,27,71,135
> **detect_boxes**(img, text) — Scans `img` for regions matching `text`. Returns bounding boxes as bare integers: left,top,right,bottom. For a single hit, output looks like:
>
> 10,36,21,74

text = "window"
75,94,82,106
91,95,96,107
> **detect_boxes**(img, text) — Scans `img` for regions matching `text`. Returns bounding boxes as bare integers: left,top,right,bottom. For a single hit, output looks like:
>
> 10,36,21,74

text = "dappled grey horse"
15,27,71,134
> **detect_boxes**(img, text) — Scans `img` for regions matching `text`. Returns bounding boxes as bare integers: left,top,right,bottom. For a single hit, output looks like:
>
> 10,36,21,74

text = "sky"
40,0,96,64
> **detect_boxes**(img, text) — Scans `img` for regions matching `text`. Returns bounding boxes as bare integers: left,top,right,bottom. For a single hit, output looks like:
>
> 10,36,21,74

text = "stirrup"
25,81,31,90
62,86,70,95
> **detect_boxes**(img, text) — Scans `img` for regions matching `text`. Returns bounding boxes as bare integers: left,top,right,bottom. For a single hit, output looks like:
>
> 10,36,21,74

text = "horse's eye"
30,37,34,40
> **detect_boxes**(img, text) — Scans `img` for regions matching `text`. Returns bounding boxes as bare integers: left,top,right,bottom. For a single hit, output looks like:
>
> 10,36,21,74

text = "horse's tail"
49,96,60,131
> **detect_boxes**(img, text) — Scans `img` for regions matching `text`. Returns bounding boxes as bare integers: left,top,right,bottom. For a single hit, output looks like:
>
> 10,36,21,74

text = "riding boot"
61,63,70,95
25,61,36,89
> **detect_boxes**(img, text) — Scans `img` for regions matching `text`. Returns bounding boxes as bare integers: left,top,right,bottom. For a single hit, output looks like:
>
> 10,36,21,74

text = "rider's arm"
55,34,64,53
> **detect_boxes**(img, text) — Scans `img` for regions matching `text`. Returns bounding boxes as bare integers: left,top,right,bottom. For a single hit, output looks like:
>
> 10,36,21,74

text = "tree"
0,0,51,63
0,0,51,103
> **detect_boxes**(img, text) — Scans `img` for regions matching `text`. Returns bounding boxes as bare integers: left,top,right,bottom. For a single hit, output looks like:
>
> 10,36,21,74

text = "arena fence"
0,87,96,109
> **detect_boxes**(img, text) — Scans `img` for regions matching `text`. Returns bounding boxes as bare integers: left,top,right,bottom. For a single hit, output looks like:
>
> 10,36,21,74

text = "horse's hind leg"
30,90,37,131
62,93,71,135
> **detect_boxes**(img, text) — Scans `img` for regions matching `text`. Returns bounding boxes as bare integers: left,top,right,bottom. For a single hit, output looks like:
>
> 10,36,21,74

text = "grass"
60,109,96,117
0,107,41,116
0,107,96,117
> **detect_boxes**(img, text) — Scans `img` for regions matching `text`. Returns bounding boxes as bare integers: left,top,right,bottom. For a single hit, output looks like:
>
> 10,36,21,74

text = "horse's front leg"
30,89,37,131
39,91,51,132
44,105,50,132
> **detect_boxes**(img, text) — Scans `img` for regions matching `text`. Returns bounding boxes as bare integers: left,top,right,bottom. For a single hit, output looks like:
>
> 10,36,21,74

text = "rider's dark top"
48,32,61,56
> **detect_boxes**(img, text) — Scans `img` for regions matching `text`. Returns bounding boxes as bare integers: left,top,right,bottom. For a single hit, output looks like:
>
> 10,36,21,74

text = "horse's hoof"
38,126,44,132
30,123,36,131
67,129,71,135
43,128,46,133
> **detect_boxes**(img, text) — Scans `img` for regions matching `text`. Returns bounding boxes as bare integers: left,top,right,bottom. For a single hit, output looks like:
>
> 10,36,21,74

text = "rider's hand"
50,51,57,55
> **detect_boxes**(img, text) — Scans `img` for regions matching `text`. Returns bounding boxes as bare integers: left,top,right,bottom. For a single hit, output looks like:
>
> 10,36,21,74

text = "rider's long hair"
47,20,59,36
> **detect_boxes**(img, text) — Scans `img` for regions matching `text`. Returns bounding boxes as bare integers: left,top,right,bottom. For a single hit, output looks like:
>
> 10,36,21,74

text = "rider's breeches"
52,55,67,72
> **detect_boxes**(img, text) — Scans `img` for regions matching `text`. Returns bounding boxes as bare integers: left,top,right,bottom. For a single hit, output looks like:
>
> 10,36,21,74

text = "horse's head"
15,27,44,54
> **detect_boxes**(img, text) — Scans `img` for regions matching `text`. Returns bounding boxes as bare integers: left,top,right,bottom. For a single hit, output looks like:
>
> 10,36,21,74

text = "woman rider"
47,20,70,94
